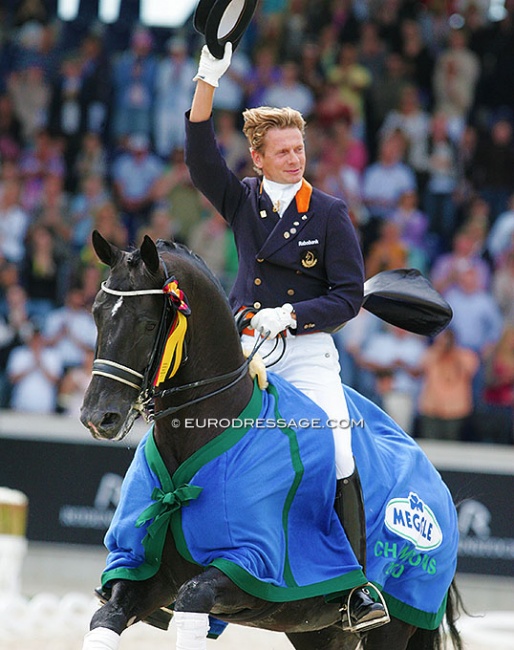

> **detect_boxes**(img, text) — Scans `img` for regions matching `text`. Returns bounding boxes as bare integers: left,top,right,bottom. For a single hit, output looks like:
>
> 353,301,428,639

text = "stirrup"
339,583,390,634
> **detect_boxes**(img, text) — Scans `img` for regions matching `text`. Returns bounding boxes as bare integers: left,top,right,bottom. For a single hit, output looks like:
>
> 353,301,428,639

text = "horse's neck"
153,311,254,472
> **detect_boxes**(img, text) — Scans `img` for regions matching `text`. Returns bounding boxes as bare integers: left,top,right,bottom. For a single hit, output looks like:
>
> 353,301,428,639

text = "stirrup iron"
339,583,390,634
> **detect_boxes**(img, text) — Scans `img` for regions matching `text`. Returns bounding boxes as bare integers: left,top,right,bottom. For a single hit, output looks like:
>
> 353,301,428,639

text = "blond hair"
242,106,306,154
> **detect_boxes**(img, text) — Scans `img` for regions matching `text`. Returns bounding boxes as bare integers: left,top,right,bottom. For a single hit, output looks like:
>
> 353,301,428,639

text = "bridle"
92,279,266,423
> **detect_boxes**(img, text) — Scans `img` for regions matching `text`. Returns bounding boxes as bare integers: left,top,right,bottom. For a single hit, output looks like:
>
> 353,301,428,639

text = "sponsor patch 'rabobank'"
385,492,443,551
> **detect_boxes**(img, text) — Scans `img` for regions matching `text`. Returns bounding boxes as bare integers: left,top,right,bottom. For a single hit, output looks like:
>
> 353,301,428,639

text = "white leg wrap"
175,611,210,650
83,627,120,650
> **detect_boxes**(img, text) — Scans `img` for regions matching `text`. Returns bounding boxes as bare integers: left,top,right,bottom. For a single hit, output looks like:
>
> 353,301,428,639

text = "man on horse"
185,41,388,632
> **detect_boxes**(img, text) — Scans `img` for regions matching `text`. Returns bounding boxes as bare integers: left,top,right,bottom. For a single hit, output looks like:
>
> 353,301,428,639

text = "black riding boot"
335,469,389,632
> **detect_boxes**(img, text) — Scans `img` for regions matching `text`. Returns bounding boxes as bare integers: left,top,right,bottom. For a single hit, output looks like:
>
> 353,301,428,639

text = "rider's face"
251,128,306,185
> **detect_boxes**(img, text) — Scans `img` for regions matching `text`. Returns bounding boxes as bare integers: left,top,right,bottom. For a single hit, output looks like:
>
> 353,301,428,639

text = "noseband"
92,279,264,423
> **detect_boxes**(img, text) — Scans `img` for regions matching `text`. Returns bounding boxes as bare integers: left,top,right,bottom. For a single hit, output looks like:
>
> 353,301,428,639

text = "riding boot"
335,469,389,633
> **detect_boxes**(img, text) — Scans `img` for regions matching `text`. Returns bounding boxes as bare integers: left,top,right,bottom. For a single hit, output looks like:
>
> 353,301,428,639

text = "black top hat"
194,0,258,59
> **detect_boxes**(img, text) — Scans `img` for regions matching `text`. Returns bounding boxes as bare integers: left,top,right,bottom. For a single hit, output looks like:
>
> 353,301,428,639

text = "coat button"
257,258,264,263
254,278,262,285
293,221,299,226
284,232,290,239
287,289,295,296
301,215,308,220
253,301,261,309
290,228,297,234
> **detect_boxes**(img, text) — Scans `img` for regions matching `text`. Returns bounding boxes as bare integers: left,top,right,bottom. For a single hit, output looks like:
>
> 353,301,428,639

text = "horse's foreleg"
173,566,253,650
83,576,173,649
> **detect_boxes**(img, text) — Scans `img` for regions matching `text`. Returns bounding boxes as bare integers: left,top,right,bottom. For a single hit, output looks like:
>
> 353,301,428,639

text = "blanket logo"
385,492,443,551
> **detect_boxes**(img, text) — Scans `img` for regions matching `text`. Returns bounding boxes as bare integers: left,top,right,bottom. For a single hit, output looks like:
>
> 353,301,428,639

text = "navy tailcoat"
185,114,364,333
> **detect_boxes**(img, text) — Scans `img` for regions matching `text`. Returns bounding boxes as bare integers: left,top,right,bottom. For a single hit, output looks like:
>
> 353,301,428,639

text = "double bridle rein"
92,280,264,423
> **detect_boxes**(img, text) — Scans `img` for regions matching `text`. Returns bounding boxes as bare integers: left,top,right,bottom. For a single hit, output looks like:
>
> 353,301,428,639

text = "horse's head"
81,231,194,439
81,230,245,441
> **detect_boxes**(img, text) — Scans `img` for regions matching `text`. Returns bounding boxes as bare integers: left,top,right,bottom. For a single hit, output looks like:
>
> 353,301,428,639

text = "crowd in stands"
0,0,513,444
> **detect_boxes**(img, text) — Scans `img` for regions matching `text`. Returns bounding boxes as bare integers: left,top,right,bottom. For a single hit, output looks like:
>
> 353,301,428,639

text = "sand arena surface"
0,542,512,649
1,590,514,650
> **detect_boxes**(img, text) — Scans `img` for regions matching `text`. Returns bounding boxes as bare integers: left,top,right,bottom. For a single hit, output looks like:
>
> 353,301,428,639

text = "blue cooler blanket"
102,374,458,629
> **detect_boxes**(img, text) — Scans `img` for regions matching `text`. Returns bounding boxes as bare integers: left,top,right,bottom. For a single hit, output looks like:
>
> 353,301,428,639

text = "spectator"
87,200,128,256
74,131,108,181
244,44,281,108
152,147,204,244
317,106,368,174
333,307,383,402
261,60,315,117
19,129,65,214
47,51,90,190
7,62,50,142
0,284,33,407
360,323,427,434
486,193,514,266
0,178,30,264
111,26,158,143
153,36,196,159
325,42,372,138
214,109,252,176
492,248,514,324
78,30,112,139
362,131,416,250
357,21,387,83
57,347,94,417
482,324,514,444
417,328,479,441
424,111,459,247
43,286,96,371
380,84,431,190
365,219,409,279
21,224,65,324
471,117,514,222
388,189,430,271
135,205,178,247
0,93,23,161
433,28,480,138
298,41,326,99
430,228,491,294
69,172,111,252
398,18,435,107
188,209,238,294
111,133,164,244
7,323,63,414
368,52,409,138
444,265,504,404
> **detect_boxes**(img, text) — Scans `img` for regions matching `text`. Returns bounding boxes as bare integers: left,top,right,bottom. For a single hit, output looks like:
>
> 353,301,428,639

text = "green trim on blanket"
268,383,304,588
210,558,365,603
102,379,369,602
382,588,448,630
103,381,264,587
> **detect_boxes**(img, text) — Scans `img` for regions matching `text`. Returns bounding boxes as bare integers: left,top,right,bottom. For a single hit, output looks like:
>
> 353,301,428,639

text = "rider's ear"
140,235,160,275
92,230,122,267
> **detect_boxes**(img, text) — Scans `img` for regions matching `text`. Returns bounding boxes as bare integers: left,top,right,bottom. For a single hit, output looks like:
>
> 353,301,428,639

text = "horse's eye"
145,323,157,331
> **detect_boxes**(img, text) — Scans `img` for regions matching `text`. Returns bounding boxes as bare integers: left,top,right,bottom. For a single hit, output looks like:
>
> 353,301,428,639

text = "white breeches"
242,331,355,478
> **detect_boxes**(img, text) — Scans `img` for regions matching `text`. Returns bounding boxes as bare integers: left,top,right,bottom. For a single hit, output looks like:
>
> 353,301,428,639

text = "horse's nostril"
101,412,121,428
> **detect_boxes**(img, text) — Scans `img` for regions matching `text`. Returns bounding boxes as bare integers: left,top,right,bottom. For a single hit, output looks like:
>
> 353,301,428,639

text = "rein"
93,280,266,422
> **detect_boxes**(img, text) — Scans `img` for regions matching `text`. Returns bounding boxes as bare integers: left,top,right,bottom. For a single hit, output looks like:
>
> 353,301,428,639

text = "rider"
185,43,388,631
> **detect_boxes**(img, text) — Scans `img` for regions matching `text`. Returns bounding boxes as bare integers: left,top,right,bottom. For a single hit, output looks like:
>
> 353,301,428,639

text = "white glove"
193,42,232,87
251,304,297,339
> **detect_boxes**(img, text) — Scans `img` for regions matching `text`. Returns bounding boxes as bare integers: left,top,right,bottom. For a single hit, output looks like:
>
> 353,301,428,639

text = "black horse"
81,231,463,650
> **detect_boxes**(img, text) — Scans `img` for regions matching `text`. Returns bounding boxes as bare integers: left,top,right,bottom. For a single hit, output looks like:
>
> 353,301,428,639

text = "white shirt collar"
262,178,303,217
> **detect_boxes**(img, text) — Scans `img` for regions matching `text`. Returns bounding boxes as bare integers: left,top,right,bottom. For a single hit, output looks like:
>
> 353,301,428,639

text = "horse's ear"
140,235,160,274
92,230,122,267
